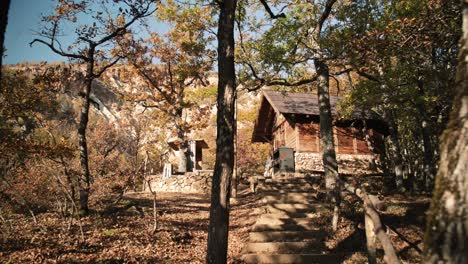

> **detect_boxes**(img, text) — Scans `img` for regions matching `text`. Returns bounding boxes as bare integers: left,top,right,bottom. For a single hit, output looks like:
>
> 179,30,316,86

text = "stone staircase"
241,176,338,264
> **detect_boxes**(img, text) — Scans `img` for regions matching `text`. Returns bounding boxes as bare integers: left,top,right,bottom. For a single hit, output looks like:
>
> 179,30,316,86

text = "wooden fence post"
365,206,377,264
343,182,401,264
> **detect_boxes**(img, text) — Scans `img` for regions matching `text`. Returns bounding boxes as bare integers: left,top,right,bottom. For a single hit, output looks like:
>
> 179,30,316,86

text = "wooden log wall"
294,123,378,155
284,121,297,148
297,123,320,152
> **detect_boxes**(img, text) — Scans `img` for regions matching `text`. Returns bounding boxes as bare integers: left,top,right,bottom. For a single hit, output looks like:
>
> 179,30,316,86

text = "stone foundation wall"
145,170,213,194
295,152,380,174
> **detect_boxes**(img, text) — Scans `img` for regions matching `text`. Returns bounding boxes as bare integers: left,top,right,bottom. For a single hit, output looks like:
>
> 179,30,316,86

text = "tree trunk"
0,0,10,83
423,2,468,262
416,80,436,192
232,92,238,198
60,156,76,210
143,151,149,191
206,0,237,263
77,58,94,216
314,59,340,232
365,212,377,264
383,109,405,192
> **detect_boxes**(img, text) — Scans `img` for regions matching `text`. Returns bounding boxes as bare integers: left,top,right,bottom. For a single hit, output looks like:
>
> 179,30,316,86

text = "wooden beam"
343,182,401,264
295,123,300,152
352,127,358,154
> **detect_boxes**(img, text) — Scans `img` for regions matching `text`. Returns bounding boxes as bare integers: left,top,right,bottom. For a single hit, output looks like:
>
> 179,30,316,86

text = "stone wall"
295,152,380,174
145,170,213,194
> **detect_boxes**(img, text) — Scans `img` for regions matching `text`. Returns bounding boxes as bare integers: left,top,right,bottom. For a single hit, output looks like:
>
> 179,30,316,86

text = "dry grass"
0,184,262,263
0,182,429,264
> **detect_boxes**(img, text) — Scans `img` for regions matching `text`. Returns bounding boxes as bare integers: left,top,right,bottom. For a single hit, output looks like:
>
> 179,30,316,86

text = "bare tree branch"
242,61,353,92
93,56,122,78
316,0,337,35
167,61,176,95
268,76,319,87
242,60,319,91
259,0,286,19
133,64,173,103
330,75,340,95
94,3,156,46
330,67,353,76
355,69,381,83
29,38,87,61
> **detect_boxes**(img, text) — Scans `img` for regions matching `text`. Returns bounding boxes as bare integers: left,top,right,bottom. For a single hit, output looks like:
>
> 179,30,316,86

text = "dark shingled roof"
262,90,377,118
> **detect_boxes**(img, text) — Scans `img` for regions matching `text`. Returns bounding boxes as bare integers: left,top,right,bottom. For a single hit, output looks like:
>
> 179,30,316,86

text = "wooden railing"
343,182,401,264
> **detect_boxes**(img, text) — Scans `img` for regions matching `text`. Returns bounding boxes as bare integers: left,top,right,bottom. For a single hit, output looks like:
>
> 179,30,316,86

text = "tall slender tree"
31,0,155,215
0,0,10,83
206,0,237,262
312,1,341,231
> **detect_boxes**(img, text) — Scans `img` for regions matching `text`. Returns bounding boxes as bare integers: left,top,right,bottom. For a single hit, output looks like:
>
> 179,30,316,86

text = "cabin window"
336,127,354,154
298,123,319,152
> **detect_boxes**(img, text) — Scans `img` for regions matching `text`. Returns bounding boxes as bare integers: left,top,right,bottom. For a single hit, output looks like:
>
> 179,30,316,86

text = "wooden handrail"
343,182,401,264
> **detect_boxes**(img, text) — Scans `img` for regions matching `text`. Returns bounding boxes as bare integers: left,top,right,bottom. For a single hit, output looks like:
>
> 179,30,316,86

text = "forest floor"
0,184,429,263
0,184,262,264
330,193,430,263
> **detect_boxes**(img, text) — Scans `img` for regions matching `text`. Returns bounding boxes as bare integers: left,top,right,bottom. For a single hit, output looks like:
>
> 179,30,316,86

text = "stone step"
274,173,323,178
242,241,325,254
258,188,317,194
261,187,318,193
263,194,318,204
241,253,338,264
249,230,327,242
263,182,318,188
259,212,329,219
266,203,327,214
252,219,326,232
272,176,321,181
256,217,324,226
257,182,320,190
260,189,318,195
272,176,322,182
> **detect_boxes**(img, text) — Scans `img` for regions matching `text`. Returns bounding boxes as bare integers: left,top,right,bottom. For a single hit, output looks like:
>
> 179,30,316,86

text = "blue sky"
4,0,168,65
4,0,60,64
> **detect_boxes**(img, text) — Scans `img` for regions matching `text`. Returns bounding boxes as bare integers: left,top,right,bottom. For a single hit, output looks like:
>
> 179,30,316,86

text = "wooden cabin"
252,91,388,175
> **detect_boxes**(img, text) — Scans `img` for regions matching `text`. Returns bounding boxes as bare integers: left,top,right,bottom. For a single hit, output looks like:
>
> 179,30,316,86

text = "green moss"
120,199,135,207
77,209,89,217
102,229,119,236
